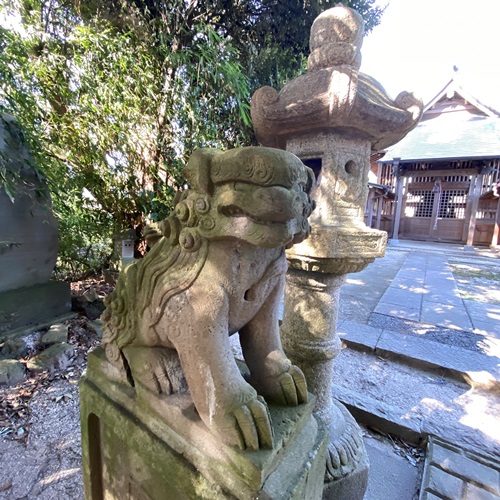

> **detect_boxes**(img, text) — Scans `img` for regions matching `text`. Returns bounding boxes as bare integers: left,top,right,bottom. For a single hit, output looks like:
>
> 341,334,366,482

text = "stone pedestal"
80,348,328,499
281,269,368,499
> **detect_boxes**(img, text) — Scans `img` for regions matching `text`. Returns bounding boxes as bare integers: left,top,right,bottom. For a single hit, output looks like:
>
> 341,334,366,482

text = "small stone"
26,343,75,373
0,336,30,359
82,288,99,303
86,320,103,339
41,324,69,345
103,270,118,285
0,359,25,386
0,329,40,359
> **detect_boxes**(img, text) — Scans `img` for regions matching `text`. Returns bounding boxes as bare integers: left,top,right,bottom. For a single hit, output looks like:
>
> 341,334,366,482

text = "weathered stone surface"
420,436,500,500
26,342,75,373
0,312,76,344
72,294,105,320
0,281,71,334
41,324,68,345
364,438,420,500
337,320,382,351
86,319,103,338
281,269,369,497
100,147,315,451
429,440,500,495
0,359,25,386
427,465,465,498
251,7,422,152
323,451,369,500
0,114,59,294
283,132,387,269
331,384,423,445
82,288,99,303
375,329,500,391
80,348,328,499
0,115,71,336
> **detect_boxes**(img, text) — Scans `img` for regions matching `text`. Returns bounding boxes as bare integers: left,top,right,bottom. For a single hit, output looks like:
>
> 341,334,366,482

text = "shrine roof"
379,113,500,163
379,74,500,164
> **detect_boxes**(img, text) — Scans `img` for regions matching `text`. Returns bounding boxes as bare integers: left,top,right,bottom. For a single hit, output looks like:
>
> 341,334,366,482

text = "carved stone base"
322,400,369,499
323,451,369,500
80,348,328,499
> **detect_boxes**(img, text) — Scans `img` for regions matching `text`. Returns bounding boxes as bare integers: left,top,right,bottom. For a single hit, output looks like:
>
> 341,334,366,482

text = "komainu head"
156,147,315,251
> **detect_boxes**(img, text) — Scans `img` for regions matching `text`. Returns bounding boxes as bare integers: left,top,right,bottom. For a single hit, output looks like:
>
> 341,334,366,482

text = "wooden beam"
391,159,404,241
462,176,476,242
366,191,375,228
465,173,484,247
375,197,383,229
407,181,469,191
491,198,500,248
402,168,480,178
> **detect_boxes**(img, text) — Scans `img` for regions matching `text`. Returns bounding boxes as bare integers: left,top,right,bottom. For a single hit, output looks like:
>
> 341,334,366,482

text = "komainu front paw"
251,364,308,407
123,346,186,396
213,396,273,451
276,365,308,406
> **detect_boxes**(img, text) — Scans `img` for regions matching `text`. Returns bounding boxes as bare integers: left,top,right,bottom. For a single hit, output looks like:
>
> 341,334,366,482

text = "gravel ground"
0,278,104,499
0,377,83,498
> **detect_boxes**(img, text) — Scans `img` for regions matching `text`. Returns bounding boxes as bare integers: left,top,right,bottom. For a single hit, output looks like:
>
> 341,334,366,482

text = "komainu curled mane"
101,146,315,450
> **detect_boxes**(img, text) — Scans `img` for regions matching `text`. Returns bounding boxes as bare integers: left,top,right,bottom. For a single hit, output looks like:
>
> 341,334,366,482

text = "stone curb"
332,385,423,445
0,312,78,344
338,321,500,393
387,242,500,263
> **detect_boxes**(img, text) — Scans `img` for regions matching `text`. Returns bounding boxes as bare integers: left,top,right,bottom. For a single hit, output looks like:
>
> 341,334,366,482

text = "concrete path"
336,240,500,499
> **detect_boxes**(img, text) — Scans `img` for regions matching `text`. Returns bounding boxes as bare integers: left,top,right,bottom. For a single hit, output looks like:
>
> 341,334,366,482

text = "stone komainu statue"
101,147,315,450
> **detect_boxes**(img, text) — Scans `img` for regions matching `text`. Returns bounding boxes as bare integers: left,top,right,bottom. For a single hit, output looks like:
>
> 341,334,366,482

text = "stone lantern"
251,5,423,498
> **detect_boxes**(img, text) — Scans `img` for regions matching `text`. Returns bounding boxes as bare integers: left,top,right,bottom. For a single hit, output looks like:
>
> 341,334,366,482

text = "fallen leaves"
0,374,48,443
0,308,104,443
364,426,425,467
0,482,12,492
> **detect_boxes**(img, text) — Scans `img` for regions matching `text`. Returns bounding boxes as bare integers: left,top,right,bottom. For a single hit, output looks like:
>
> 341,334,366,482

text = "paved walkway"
374,245,500,338
336,239,500,500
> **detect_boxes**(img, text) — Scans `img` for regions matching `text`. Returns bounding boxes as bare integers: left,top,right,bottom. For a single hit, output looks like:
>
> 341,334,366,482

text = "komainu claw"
215,397,273,451
289,365,308,404
278,365,308,406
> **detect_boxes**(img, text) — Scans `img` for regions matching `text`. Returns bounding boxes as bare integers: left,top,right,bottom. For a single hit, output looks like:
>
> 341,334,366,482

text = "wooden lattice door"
401,186,467,242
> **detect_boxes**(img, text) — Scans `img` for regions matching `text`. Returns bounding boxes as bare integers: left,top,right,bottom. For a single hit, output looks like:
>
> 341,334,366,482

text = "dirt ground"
0,279,105,498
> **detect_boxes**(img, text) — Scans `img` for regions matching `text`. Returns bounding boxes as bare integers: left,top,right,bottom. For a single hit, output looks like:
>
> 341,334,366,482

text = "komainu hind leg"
122,346,187,396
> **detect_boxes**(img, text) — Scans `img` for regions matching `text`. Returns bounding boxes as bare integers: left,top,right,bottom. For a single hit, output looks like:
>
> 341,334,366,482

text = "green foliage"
0,0,382,279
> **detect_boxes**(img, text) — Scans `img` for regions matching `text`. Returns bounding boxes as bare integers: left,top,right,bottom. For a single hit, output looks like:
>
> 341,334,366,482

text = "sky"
359,0,500,108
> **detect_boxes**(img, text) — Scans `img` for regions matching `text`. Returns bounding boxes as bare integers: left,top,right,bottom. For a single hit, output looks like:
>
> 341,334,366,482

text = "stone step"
337,320,500,392
419,436,500,500
332,345,500,461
